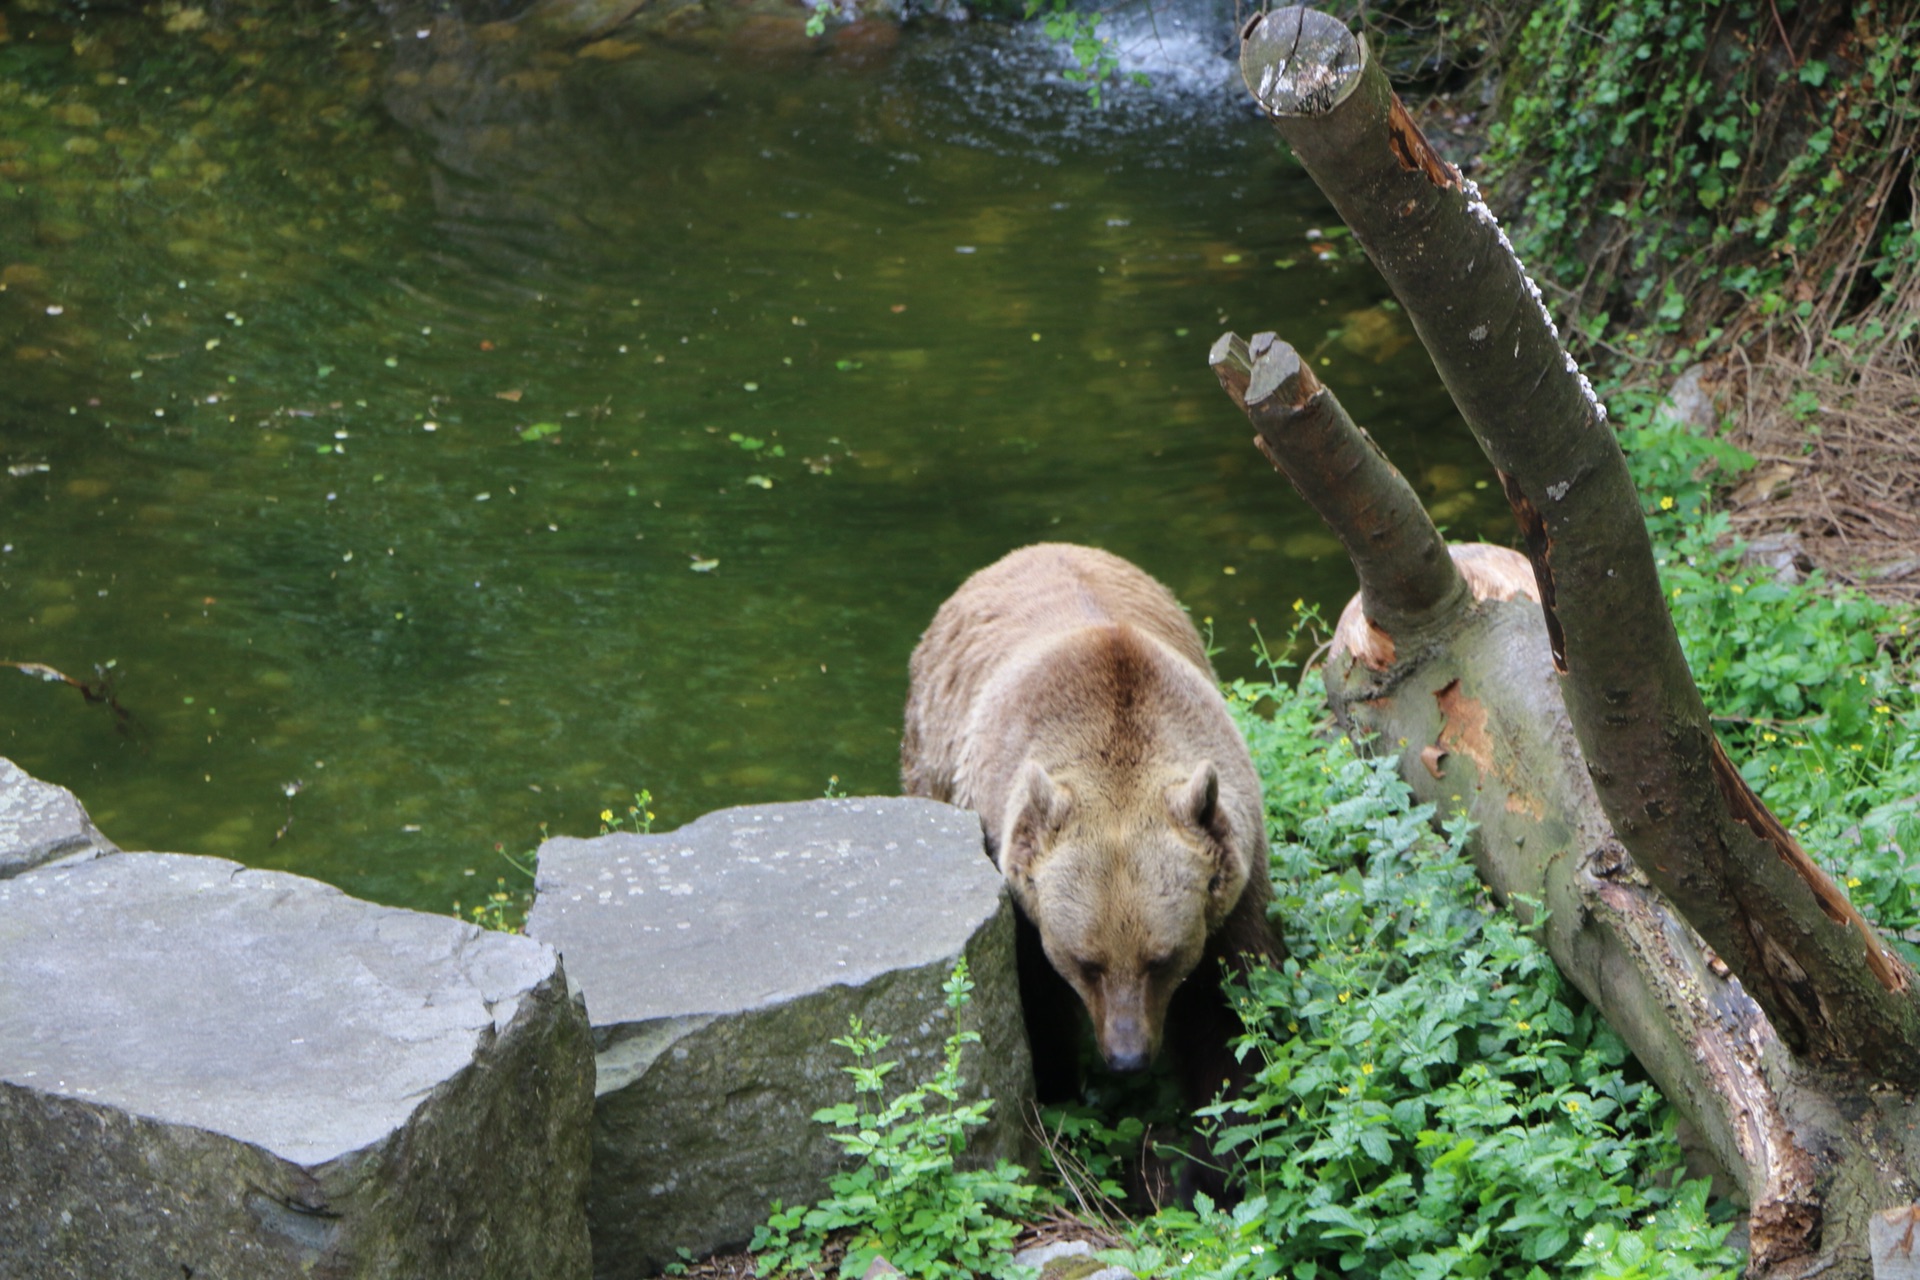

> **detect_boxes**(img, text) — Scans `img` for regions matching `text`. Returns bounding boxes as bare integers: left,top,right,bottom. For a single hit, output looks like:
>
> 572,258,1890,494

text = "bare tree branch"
1210,333,1465,658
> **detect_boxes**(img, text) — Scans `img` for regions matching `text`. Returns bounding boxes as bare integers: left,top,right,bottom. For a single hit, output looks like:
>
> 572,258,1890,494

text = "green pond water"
0,0,1506,913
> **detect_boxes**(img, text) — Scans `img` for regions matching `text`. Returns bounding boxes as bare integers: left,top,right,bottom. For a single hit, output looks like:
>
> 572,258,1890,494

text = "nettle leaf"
1530,1225,1571,1261
1358,1128,1394,1164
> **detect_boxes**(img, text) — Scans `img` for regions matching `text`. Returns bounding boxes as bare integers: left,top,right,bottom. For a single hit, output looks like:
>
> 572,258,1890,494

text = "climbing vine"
1483,0,1920,367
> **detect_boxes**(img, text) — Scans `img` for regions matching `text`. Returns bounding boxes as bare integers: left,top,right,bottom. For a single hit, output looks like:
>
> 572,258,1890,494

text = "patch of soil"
1722,340,1920,603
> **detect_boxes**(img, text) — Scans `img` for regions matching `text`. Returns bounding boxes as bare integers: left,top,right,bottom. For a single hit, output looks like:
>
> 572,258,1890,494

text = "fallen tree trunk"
1213,8,1920,1276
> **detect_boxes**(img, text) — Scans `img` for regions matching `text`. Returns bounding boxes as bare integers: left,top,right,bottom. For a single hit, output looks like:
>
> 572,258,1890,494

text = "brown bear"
901,543,1283,1110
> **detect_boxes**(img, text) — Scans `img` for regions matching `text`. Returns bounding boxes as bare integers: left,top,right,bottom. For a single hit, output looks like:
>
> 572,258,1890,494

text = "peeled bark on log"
1210,13,1920,1272
1235,5,1920,1083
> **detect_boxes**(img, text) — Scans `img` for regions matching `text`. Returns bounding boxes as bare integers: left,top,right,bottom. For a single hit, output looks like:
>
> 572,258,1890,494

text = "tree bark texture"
1236,4,1920,1087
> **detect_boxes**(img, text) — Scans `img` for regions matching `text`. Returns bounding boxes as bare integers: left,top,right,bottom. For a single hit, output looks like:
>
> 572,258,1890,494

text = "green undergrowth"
1074,650,1740,1280
1487,0,1920,360
745,412,1915,1280
748,619,1743,1279
1613,388,1920,960
750,961,1042,1280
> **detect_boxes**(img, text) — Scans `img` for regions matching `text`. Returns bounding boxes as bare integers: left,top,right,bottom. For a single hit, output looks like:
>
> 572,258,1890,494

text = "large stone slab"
0,852,595,1280
0,755,117,878
528,797,1031,1279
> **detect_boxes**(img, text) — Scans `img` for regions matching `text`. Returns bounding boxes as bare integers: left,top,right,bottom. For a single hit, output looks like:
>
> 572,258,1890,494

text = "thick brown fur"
902,544,1283,1112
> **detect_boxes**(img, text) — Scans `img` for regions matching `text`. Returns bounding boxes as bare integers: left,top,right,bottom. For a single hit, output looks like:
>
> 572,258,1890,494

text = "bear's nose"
1102,1015,1152,1073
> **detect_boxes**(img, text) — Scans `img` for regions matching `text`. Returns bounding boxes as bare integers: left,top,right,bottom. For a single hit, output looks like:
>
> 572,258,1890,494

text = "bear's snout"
1101,1011,1154,1073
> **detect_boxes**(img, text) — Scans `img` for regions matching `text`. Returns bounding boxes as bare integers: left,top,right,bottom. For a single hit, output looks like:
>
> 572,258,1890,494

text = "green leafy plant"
1211,735,1733,1280
1033,1103,1148,1219
1618,398,1920,961
1022,0,1136,106
599,788,657,835
1485,1,1919,362
751,960,1043,1280
456,830,541,934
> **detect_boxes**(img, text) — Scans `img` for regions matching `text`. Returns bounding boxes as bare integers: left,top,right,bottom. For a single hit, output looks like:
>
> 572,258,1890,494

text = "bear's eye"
1144,953,1177,975
1078,960,1106,985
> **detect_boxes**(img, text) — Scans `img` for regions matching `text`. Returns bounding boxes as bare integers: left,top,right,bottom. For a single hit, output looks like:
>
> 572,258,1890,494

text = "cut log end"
1239,7,1365,119
1247,339,1317,407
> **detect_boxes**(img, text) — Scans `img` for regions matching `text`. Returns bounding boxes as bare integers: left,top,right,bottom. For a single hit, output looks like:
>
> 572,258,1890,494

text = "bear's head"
998,757,1249,1073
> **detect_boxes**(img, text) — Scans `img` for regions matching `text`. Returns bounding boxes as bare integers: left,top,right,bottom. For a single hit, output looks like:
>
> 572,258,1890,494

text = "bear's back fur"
903,543,1231,821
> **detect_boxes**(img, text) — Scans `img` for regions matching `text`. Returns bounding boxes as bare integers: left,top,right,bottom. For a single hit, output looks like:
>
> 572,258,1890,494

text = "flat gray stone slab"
0,852,594,1280
0,755,117,878
529,797,1032,1279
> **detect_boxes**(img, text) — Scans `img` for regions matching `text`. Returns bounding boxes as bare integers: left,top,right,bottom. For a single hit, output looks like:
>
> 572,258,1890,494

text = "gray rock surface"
1011,1241,1141,1280
1660,363,1721,432
0,755,117,878
528,797,1032,1279
0,852,595,1280
1742,531,1812,587
1016,1241,1096,1268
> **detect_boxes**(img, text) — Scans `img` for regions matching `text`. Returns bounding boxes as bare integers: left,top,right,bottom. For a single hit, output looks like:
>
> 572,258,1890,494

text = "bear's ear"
1002,760,1069,882
1170,761,1222,837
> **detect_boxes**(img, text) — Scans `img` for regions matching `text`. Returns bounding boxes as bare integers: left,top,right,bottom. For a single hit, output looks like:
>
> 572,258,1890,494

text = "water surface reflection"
0,2,1502,909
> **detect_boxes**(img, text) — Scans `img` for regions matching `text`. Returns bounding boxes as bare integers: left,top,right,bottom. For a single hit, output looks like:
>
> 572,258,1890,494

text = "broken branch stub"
1238,6,1365,117
1237,5,1920,1084
1210,331,1464,647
